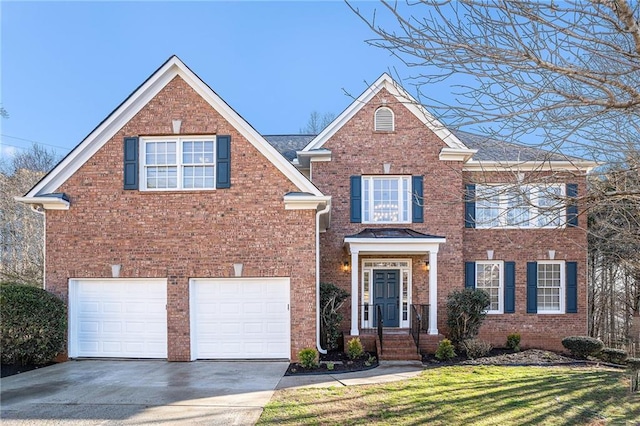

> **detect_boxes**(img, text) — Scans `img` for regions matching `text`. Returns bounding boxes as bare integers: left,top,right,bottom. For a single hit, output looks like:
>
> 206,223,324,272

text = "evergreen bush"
1,283,67,365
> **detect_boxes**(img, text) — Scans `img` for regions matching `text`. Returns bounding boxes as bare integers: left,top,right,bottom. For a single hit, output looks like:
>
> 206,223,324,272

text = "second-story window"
475,184,565,228
141,136,216,191
362,176,411,223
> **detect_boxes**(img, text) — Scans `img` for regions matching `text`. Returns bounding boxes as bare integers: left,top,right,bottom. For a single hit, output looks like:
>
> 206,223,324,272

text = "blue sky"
1,1,457,160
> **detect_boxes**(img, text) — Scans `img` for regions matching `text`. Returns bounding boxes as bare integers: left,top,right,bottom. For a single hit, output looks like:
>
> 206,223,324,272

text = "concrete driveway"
0,360,289,425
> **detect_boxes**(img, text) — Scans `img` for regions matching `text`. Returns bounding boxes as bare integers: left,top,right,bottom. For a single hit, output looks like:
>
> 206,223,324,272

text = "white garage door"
190,278,290,360
69,279,167,358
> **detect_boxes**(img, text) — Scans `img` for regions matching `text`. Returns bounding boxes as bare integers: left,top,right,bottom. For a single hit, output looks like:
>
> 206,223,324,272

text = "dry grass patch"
259,366,639,425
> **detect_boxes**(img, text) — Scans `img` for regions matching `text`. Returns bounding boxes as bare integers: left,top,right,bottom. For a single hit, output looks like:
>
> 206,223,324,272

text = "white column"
428,249,439,335
350,250,360,336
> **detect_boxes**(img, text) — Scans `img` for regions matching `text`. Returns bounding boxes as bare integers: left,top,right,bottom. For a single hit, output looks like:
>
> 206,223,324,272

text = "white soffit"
25,56,323,198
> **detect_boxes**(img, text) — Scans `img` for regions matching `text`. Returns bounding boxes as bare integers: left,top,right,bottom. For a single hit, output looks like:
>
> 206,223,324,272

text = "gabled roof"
23,56,323,198
301,73,474,156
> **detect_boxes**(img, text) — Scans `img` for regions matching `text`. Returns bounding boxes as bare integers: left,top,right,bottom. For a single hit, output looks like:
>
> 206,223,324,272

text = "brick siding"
45,76,317,361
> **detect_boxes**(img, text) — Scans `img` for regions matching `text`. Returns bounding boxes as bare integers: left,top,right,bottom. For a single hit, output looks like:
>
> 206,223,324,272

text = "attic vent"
375,107,394,132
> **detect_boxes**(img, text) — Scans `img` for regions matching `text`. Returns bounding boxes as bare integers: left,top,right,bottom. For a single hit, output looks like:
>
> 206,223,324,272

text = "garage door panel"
192,278,290,359
70,279,167,358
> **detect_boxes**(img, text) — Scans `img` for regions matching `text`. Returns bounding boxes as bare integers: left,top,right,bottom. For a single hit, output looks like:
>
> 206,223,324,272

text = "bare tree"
0,106,8,119
347,0,640,170
0,143,59,286
300,111,336,134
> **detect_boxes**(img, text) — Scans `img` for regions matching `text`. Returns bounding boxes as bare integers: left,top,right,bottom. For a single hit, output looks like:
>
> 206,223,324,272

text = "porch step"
378,333,422,361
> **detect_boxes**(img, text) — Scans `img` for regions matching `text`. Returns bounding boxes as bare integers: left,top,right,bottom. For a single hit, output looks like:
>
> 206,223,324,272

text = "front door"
373,270,400,327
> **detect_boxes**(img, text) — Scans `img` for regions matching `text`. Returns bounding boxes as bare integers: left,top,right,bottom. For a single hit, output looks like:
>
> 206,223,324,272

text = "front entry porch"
344,228,447,342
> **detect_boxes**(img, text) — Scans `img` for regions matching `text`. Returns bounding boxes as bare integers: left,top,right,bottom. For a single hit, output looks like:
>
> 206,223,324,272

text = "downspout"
316,201,330,355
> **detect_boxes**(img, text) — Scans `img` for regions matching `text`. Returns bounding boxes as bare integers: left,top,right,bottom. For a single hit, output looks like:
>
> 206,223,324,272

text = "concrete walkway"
275,361,424,390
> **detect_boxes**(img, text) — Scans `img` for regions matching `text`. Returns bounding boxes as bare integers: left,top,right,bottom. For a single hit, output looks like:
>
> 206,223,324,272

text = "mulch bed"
1,362,54,378
285,351,379,376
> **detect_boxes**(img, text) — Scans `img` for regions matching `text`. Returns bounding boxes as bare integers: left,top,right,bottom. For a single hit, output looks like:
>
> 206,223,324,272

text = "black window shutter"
412,175,424,223
566,183,578,227
465,184,476,228
504,261,516,313
350,176,362,223
526,262,538,313
123,137,139,190
566,261,578,313
465,262,476,288
216,135,231,189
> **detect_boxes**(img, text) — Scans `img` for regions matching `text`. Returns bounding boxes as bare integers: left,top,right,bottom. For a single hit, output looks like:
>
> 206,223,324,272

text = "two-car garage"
68,278,291,360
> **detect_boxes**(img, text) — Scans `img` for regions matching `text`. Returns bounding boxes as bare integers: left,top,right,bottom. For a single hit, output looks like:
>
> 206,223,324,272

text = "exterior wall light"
342,261,350,272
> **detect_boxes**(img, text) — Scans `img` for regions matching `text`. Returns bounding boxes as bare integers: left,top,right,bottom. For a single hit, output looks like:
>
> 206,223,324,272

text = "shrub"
435,338,456,361
320,282,349,351
298,348,319,368
463,339,493,359
446,288,491,345
506,333,521,352
561,336,604,359
346,337,364,360
1,284,67,365
598,348,628,365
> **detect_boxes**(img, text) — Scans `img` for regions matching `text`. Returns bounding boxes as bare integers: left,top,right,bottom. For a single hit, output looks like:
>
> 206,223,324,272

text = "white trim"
345,238,445,255
140,135,216,191
25,56,323,198
475,260,504,314
302,73,468,153
464,160,597,172
283,194,330,210
360,258,412,329
14,196,69,210
536,260,566,314
439,147,478,162
361,175,412,224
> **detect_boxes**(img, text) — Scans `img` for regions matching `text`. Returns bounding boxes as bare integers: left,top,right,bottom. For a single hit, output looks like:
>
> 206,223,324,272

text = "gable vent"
375,107,394,132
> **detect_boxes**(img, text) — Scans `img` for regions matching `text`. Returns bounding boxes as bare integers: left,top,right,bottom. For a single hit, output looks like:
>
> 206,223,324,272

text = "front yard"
259,366,639,425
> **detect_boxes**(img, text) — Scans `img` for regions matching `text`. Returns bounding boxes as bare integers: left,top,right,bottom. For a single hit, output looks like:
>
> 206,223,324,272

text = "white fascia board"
26,56,323,198
283,194,331,210
463,160,598,173
295,149,332,168
344,237,446,255
15,196,69,210
439,147,478,162
302,73,468,152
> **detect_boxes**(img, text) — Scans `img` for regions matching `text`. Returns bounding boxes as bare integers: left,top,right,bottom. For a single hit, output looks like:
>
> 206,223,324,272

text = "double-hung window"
142,136,215,190
537,261,565,313
475,261,503,314
362,176,411,223
475,184,565,228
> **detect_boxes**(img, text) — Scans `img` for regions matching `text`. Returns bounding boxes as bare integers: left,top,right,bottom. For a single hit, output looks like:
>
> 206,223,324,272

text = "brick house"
18,56,595,361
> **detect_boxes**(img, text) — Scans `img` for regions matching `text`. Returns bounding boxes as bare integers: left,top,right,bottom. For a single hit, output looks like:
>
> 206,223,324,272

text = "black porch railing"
410,304,430,354
376,304,383,352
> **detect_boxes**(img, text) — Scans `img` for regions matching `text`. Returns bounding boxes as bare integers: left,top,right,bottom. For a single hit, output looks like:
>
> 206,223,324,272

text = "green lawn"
258,366,640,425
